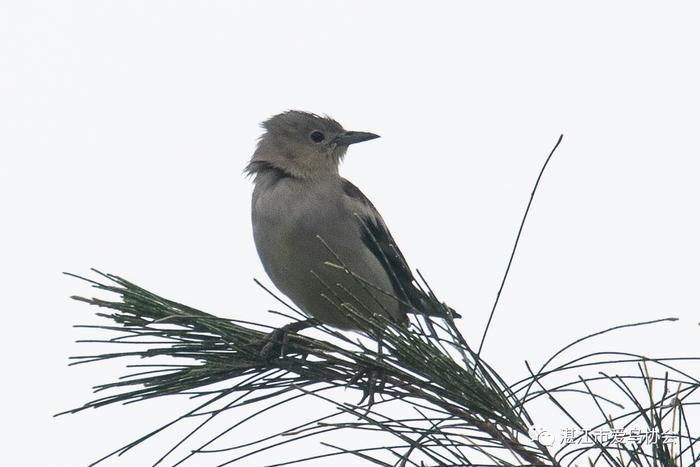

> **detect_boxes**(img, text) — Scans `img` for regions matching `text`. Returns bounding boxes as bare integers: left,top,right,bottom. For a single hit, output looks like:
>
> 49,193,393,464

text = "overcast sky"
2,1,699,466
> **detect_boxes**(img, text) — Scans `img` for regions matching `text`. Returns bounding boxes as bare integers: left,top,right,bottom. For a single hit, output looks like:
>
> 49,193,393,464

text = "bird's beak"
334,131,380,146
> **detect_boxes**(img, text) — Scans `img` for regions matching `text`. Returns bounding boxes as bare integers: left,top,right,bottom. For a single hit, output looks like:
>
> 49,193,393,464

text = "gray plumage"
246,111,439,330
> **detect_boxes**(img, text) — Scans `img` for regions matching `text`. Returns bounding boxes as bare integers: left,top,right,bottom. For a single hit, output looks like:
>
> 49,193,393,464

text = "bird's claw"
260,327,290,360
349,366,387,410
258,319,317,361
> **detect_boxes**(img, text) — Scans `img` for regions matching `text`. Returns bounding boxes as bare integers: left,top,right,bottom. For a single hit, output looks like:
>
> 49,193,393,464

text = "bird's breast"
252,179,348,280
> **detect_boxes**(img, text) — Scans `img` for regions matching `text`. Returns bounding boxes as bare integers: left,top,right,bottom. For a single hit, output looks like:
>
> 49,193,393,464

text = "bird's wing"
340,179,437,316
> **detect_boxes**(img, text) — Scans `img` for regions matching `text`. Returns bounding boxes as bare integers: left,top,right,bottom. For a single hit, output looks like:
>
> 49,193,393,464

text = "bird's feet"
259,319,317,361
349,366,387,410
259,327,290,360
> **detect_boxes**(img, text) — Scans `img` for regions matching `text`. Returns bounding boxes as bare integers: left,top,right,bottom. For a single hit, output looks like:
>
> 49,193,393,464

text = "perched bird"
246,111,453,331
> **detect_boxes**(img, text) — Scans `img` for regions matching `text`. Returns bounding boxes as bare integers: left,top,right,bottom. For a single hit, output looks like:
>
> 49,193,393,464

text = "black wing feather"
342,180,460,319
342,180,430,314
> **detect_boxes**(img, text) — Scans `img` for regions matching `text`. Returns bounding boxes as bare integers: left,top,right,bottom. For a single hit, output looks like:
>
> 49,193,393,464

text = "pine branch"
61,269,557,466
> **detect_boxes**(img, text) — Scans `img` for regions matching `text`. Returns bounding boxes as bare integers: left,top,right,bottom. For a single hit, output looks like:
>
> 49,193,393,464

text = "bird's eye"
310,131,325,143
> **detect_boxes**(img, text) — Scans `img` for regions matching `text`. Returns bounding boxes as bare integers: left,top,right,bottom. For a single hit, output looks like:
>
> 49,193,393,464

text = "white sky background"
2,1,699,465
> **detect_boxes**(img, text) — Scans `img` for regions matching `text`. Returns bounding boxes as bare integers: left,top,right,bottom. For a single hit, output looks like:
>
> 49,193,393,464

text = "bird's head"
246,110,380,180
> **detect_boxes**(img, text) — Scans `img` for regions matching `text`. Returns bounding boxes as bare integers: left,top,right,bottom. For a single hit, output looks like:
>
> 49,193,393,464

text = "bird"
246,110,455,332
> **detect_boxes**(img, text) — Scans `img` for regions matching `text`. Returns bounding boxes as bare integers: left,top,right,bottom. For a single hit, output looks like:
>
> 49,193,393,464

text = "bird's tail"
406,289,461,320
